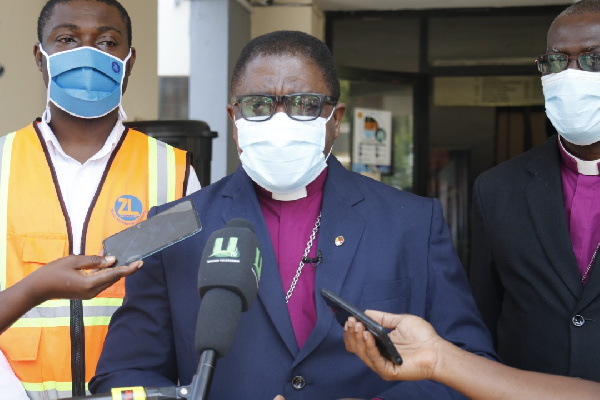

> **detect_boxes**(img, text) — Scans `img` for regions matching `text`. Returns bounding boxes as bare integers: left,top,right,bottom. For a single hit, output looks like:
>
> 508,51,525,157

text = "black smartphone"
103,199,202,266
320,287,403,365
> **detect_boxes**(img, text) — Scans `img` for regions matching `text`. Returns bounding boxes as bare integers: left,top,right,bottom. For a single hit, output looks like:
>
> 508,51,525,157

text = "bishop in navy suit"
91,30,495,400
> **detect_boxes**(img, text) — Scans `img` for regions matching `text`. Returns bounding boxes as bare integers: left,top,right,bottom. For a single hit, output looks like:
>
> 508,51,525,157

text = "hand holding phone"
103,199,202,266
321,287,403,365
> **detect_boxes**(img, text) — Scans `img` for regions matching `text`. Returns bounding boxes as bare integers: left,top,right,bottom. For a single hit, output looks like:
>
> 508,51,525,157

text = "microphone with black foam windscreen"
189,218,262,400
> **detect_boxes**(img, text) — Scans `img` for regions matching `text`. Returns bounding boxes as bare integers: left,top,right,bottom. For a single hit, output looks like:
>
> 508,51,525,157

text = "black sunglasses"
536,52,600,75
231,93,338,122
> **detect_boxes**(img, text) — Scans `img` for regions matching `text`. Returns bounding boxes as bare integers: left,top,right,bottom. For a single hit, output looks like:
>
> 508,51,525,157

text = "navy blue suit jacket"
91,156,496,399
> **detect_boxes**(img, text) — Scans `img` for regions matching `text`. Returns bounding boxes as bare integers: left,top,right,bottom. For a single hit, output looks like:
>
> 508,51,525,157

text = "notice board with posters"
352,108,392,174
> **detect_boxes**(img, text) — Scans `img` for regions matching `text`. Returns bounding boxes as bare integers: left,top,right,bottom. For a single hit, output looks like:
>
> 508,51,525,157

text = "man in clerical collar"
92,30,496,400
470,0,600,384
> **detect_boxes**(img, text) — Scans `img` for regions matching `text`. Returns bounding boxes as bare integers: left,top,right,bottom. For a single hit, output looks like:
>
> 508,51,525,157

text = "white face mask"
235,110,334,197
542,69,600,146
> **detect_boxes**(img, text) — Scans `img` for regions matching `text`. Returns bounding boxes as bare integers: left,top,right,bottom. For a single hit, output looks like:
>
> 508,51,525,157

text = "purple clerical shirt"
559,137,600,285
256,169,327,349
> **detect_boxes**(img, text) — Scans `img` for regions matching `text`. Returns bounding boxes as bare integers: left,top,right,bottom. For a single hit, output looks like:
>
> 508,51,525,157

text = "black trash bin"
124,120,218,187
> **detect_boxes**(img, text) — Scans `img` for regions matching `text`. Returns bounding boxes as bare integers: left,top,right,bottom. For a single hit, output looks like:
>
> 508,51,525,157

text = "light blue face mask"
40,46,132,119
542,69,600,146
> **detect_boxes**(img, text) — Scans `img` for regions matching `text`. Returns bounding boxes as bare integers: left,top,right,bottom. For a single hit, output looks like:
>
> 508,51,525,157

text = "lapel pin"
335,236,345,246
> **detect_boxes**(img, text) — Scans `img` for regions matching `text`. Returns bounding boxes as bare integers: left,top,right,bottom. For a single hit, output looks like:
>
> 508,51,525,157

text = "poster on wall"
352,108,392,174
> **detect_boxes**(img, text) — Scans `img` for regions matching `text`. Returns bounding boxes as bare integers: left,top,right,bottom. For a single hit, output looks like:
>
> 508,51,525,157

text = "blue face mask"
542,69,600,146
40,46,132,119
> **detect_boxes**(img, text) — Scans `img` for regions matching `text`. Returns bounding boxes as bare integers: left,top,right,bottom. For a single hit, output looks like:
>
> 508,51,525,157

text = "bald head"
552,0,600,29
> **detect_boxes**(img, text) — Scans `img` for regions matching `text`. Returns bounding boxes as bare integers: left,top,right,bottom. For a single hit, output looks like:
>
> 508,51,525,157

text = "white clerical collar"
558,136,600,176
272,187,308,201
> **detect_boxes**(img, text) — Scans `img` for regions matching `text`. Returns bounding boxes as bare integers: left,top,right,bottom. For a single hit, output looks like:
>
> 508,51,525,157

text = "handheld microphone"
79,220,262,400
195,218,262,356
190,218,262,399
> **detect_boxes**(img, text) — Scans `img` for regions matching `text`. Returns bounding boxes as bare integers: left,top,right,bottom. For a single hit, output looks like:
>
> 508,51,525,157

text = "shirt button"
572,315,585,327
291,376,306,390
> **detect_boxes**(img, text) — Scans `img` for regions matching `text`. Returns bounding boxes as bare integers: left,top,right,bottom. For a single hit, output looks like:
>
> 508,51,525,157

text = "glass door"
334,80,414,192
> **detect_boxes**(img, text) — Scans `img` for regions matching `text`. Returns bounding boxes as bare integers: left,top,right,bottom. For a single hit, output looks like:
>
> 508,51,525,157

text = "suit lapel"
222,167,299,355
525,137,582,299
295,159,366,364
577,250,600,310
223,160,367,362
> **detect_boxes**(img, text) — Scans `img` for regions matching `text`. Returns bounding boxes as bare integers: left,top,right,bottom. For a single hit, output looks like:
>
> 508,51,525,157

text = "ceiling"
316,0,575,12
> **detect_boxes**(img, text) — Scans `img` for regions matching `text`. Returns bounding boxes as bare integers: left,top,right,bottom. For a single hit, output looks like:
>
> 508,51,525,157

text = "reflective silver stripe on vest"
0,132,14,292
20,304,121,319
23,383,85,399
12,298,122,328
155,139,169,206
24,388,72,400
0,133,9,182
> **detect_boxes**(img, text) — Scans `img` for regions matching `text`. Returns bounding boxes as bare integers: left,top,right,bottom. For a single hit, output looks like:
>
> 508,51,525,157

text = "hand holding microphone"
72,219,262,400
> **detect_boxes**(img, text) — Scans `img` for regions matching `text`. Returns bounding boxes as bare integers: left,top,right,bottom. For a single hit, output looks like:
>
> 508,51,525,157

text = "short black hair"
553,0,600,25
230,30,340,99
38,0,132,47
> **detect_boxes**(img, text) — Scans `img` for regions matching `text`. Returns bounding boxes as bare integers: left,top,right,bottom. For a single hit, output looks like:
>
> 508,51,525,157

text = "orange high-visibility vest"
0,121,190,399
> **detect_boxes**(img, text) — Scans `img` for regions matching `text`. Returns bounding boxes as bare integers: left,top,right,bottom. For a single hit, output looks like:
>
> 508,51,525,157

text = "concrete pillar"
189,0,251,182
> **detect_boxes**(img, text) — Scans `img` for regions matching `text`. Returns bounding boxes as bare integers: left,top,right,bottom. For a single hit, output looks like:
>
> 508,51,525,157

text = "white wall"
251,1,324,40
158,0,190,76
0,1,46,133
122,0,159,121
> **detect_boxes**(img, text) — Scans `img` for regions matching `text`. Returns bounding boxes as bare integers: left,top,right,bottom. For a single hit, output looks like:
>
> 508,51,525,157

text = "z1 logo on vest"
111,195,146,225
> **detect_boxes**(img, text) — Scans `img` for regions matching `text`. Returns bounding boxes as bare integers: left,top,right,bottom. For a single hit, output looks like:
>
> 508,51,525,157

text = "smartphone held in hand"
321,287,403,365
103,200,202,266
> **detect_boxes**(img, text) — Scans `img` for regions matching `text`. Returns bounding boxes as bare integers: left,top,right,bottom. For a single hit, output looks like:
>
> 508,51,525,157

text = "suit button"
572,315,585,327
292,376,306,390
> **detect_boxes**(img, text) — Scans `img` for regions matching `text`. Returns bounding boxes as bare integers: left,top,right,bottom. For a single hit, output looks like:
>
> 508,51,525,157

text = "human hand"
343,310,442,382
27,255,142,303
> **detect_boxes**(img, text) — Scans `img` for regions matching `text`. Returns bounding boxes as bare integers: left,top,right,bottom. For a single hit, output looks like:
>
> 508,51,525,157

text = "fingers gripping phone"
103,199,202,266
321,287,403,365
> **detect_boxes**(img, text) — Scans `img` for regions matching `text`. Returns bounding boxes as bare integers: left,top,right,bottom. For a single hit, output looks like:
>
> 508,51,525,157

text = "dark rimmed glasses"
536,52,600,75
231,93,338,122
